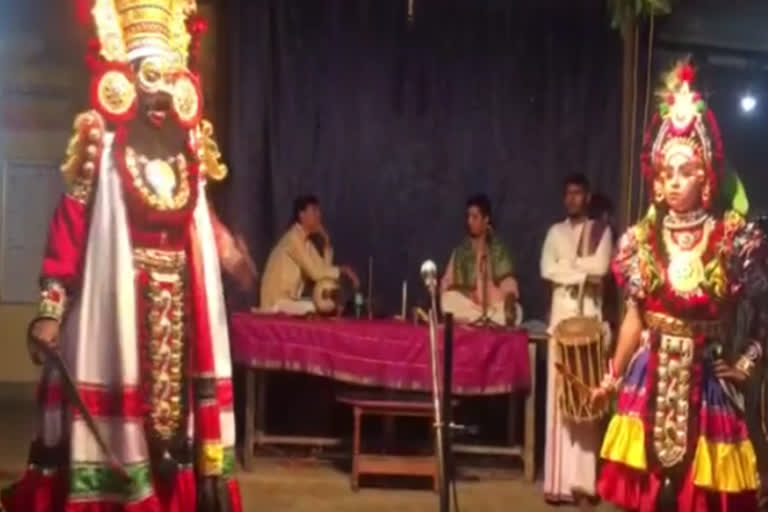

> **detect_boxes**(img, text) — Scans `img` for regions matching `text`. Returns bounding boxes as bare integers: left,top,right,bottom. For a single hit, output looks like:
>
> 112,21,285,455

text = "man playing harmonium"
440,194,522,326
260,194,359,315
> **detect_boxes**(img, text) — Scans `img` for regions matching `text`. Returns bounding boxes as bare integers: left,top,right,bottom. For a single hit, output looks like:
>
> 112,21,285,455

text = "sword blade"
40,345,130,481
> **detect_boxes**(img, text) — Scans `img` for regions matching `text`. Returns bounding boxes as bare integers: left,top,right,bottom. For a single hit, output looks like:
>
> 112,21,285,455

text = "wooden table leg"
523,340,538,482
507,392,520,447
383,390,396,450
255,370,267,441
243,367,255,472
352,406,361,491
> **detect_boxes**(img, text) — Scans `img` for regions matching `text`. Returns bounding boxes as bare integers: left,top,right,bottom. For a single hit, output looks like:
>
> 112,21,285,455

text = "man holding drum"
541,173,613,506
259,195,359,315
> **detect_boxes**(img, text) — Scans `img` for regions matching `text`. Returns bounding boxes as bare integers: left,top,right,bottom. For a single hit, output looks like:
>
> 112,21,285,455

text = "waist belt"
133,247,187,273
644,311,722,339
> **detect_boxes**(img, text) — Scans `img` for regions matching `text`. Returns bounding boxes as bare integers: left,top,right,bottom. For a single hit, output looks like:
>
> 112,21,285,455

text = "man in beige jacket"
260,195,359,314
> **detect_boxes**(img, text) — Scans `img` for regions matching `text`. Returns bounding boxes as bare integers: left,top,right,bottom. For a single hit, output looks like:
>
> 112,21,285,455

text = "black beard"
125,113,187,159
125,91,187,158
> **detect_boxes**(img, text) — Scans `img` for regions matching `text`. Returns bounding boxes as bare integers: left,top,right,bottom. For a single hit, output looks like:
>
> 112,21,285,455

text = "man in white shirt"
260,195,359,315
541,174,613,506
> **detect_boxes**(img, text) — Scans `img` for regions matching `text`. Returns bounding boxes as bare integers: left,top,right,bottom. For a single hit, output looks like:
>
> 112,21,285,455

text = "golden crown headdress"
91,0,197,65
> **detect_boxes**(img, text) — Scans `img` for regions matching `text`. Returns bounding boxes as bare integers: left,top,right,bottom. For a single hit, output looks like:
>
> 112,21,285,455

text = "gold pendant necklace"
125,147,190,210
662,216,712,295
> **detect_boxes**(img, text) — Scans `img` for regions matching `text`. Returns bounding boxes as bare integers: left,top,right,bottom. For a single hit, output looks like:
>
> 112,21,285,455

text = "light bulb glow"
741,94,757,113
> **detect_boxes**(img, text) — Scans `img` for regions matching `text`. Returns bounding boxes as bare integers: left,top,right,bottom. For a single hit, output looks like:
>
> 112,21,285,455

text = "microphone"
419,258,447,510
421,259,438,291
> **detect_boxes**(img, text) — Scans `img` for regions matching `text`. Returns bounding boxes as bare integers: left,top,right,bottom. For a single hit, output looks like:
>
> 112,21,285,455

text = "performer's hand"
589,386,611,409
318,224,330,244
713,359,748,383
231,234,258,292
340,265,360,289
28,318,60,365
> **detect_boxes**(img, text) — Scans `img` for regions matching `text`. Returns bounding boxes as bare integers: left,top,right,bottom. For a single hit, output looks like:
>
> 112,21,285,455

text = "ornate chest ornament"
662,213,713,296
667,252,705,295
125,147,190,210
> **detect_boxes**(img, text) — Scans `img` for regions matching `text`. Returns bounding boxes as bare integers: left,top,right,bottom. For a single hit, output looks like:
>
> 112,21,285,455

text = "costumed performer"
1,1,257,511
592,61,766,512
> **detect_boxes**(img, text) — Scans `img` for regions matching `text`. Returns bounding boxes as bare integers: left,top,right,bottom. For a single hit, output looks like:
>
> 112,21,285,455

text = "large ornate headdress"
77,0,207,127
91,0,197,65
641,61,724,209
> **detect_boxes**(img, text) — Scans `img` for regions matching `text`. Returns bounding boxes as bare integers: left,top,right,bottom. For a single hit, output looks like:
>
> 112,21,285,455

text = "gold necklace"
662,216,713,296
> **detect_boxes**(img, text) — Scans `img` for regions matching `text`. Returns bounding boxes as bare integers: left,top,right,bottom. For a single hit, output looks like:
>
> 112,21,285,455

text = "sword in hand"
31,338,131,482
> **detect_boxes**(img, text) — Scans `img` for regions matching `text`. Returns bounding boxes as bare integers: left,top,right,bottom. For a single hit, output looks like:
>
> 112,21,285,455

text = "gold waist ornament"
644,311,722,339
133,247,187,273
134,247,187,441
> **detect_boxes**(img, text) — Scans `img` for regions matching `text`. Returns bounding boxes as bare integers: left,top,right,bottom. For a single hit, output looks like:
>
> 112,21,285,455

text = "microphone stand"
425,277,448,512
422,260,476,512
442,313,455,512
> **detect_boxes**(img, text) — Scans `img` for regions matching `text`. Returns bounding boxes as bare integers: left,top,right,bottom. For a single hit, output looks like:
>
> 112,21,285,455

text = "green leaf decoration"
720,167,749,216
608,0,673,29
645,203,657,221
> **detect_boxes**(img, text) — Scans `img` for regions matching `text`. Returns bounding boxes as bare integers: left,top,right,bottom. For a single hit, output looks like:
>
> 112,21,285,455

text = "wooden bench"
337,393,440,491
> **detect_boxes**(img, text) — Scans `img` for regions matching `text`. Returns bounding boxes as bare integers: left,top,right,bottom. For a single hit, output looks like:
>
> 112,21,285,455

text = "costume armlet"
38,279,67,322
195,120,227,182
60,111,105,204
735,340,763,377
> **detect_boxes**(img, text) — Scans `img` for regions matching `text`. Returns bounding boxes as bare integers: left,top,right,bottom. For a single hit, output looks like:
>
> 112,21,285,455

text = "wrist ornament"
38,279,67,322
599,359,623,393
734,340,763,378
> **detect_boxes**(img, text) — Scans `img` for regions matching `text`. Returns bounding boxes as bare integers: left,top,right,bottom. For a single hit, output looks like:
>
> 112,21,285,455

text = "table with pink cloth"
232,312,539,481
230,313,531,394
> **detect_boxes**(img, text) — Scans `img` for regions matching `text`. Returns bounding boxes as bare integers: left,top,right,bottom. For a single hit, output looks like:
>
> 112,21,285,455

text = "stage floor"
0,400,613,511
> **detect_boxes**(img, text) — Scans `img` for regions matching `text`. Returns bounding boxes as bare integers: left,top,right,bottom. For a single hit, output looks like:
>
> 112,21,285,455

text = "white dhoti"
257,298,316,316
440,290,523,326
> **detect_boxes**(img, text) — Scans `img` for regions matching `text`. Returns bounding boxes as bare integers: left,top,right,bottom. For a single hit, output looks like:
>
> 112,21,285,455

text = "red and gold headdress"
76,0,206,127
641,61,724,209
89,0,197,65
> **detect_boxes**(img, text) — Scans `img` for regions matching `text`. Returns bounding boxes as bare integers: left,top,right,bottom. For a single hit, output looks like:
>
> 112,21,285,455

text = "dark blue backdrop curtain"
223,0,623,321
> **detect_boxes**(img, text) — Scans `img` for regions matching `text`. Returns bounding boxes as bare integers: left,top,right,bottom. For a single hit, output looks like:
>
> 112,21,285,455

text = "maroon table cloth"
230,313,531,395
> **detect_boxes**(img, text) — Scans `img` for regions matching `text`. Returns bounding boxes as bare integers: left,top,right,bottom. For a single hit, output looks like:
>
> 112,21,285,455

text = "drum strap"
576,221,593,315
